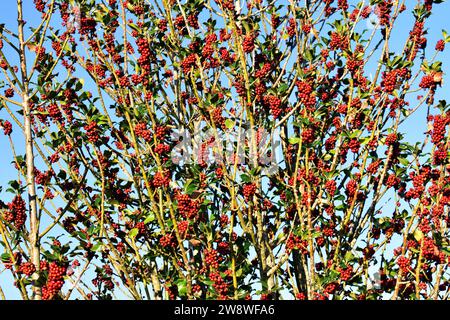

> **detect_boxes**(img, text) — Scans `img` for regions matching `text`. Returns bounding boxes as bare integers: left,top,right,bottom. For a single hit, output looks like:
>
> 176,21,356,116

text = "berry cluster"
42,262,67,300
348,138,360,153
436,39,445,52
338,0,348,11
181,54,197,74
204,249,221,269
397,256,411,272
135,122,152,142
433,147,448,165
242,34,256,53
136,37,152,76
385,133,398,146
325,180,337,195
329,32,349,51
159,233,177,248
263,95,283,119
209,271,228,297
152,170,170,188
3,195,27,229
19,262,36,277
242,183,256,202
1,120,12,135
154,143,171,155
301,127,315,144
296,80,316,110
345,179,358,198
175,193,200,219
287,18,296,38
419,73,437,90
33,0,46,12
430,114,447,145
177,220,189,238
376,0,393,26
286,235,308,254
338,266,353,281
84,122,100,144
4,88,14,98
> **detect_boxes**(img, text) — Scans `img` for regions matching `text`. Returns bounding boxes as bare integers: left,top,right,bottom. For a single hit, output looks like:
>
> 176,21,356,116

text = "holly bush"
1,0,450,300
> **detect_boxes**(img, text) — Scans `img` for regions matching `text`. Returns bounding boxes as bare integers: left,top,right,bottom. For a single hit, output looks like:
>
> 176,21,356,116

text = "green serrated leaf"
129,228,139,239
225,118,234,129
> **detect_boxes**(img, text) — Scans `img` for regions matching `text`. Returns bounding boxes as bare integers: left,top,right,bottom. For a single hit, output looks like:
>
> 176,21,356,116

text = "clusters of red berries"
4,88,14,98
263,95,283,119
217,242,229,255
177,220,189,237
338,0,348,11
325,180,337,195
181,53,197,74
1,120,12,135
204,249,221,269
255,62,272,79
159,233,177,248
345,179,358,198
242,183,256,202
154,143,171,155
301,127,315,144
397,256,411,272
419,73,437,90
212,106,225,128
42,262,67,300
381,68,408,93
152,170,170,188
436,40,445,52
84,121,100,143
92,264,115,290
385,133,398,146
376,0,394,26
405,172,426,200
79,17,97,36
325,135,336,151
338,266,353,281
433,147,448,165
296,80,316,110
3,195,27,229
33,0,46,12
242,34,256,53
209,271,228,297
155,125,168,140
48,103,65,124
136,37,152,75
430,114,447,145
134,122,152,142
408,21,426,59
296,292,306,300
348,138,360,153
286,235,308,254
19,262,36,277
385,174,400,189
175,193,200,219
287,18,297,38
329,32,349,51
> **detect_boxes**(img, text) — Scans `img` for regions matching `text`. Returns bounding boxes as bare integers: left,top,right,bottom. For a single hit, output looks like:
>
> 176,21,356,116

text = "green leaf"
289,137,301,144
129,228,139,239
176,279,187,297
240,174,251,183
144,213,155,224
413,228,424,242
225,118,234,129
91,243,103,252
1,253,11,262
